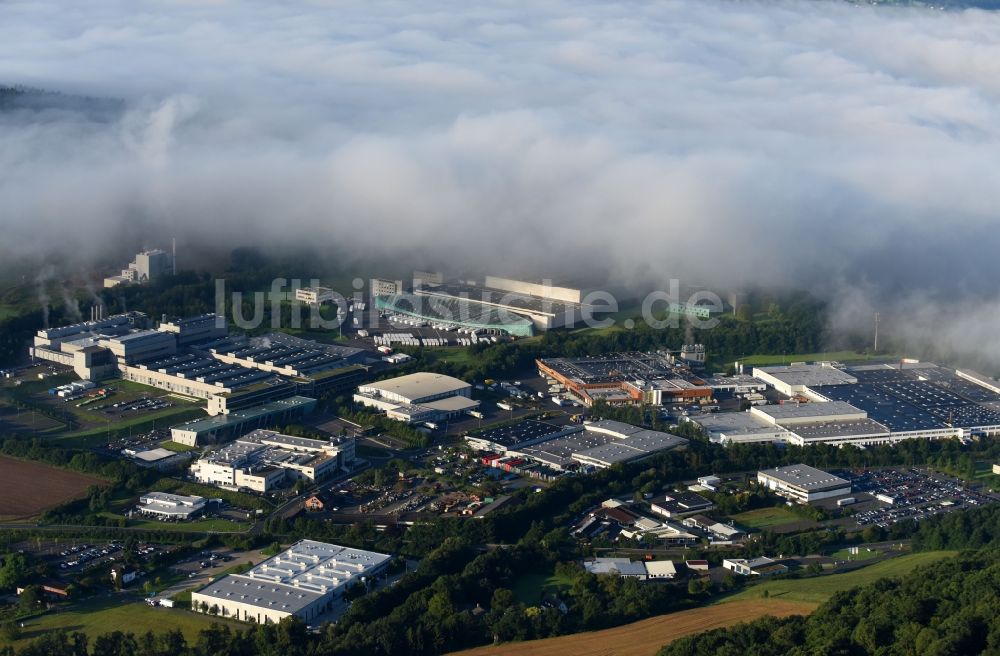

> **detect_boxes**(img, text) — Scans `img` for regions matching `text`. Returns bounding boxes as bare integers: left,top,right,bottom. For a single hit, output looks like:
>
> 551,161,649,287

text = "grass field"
2,597,241,648
728,507,805,529
448,599,816,656
0,456,104,520
722,550,957,605
973,461,1000,491
736,351,904,367
511,571,576,605
0,304,23,321
828,547,879,562
159,440,199,453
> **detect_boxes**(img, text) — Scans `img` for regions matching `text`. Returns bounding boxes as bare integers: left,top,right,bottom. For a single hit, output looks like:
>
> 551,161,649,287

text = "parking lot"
841,468,998,528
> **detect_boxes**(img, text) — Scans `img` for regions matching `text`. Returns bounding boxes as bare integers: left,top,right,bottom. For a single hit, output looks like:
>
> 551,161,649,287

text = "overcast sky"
3,0,1000,307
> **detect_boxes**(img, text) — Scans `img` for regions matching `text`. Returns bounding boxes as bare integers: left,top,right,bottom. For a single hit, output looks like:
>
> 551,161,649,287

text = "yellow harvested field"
448,599,816,656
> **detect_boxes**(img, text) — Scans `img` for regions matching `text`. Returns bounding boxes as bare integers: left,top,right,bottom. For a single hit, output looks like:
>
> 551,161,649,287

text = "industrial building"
372,273,596,334
104,248,175,288
191,540,390,624
757,464,851,504
169,396,317,446
136,492,206,520
743,360,1000,445
31,313,367,416
650,492,714,518
294,287,337,305
468,418,688,471
584,557,648,579
690,412,792,445
750,401,868,426
190,429,355,492
370,278,404,298
127,447,190,471
29,311,150,380
723,557,787,577
537,352,712,407
354,372,479,423
375,293,535,337
463,420,579,453
752,363,858,397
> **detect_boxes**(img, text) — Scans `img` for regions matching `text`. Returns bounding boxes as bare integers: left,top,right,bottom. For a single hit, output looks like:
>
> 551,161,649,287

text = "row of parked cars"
58,542,122,569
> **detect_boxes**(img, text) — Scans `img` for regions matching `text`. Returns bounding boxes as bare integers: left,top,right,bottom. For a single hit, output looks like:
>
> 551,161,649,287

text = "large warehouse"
355,372,478,423
746,360,1000,445
537,352,712,407
372,273,594,334
191,540,390,624
757,464,851,504
375,293,536,337
467,418,688,471
751,364,858,397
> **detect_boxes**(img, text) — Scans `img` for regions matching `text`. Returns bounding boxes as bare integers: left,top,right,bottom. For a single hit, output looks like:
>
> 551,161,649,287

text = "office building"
295,287,337,305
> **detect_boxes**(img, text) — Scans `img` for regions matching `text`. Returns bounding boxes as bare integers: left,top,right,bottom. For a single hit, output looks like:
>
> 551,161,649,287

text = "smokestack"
172,237,177,276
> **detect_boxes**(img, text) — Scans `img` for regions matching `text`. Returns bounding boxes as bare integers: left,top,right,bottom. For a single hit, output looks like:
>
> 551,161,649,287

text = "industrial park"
5,0,1000,653
1,254,999,656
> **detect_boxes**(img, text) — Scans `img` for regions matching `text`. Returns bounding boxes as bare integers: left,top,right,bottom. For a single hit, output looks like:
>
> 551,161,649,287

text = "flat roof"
539,352,678,385
170,396,317,434
420,396,480,412
818,384,945,431
585,558,647,577
133,448,177,462
469,419,573,449
644,560,677,576
789,418,890,440
754,364,858,388
140,491,204,504
416,282,583,317
754,401,866,421
193,540,389,613
695,412,786,436
758,464,850,491
376,293,534,332
360,372,470,401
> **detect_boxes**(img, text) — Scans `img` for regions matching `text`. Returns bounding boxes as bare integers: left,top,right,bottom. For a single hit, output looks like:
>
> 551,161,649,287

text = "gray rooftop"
754,364,858,388
758,464,850,491
754,401,866,422
193,540,389,613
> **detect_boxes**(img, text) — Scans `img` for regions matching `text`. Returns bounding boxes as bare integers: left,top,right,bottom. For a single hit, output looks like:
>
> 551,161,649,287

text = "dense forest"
660,530,1000,655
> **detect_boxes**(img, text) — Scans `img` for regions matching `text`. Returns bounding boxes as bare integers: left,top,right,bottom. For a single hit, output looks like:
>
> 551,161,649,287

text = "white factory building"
137,492,207,520
751,364,858,398
104,248,174,288
190,429,355,492
757,464,851,504
191,540,390,624
354,372,479,423
29,313,363,417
